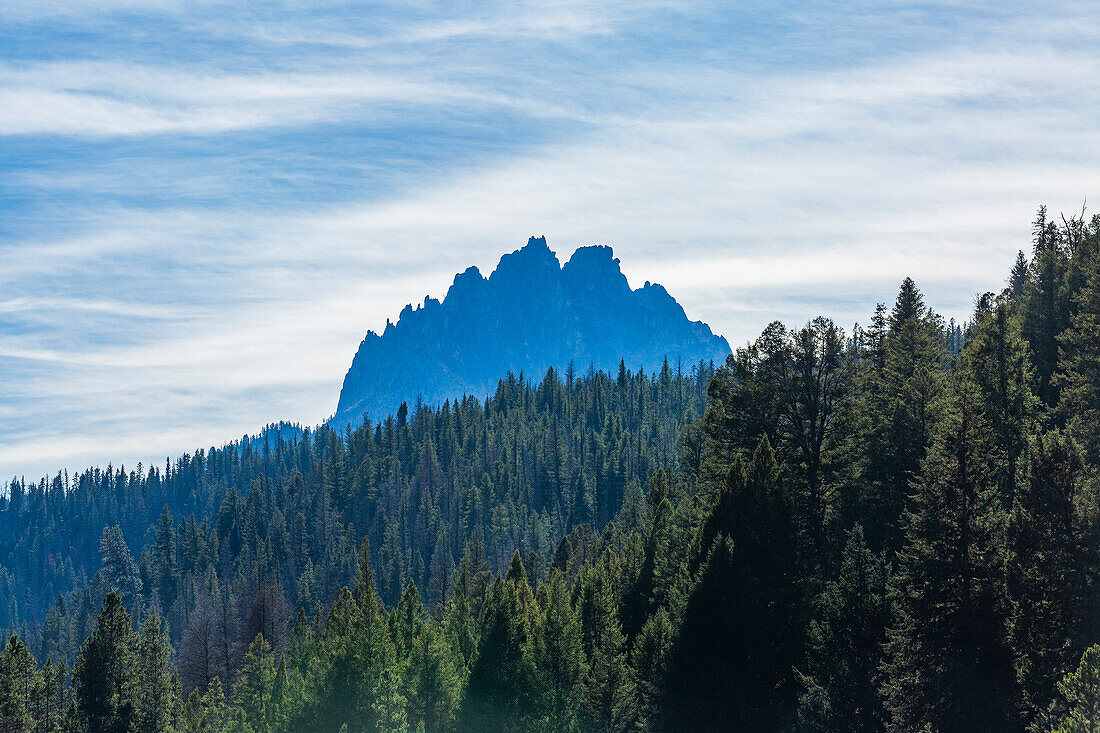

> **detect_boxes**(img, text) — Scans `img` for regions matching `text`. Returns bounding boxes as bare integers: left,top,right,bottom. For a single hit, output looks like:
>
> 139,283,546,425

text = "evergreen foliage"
797,525,889,732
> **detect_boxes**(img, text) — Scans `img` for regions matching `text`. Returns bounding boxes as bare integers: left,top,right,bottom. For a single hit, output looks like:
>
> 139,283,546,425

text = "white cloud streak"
0,63,470,136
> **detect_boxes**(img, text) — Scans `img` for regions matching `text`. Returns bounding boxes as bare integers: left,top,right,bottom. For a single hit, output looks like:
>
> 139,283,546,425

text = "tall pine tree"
1007,430,1087,725
73,593,137,733
662,438,804,730
882,377,1016,731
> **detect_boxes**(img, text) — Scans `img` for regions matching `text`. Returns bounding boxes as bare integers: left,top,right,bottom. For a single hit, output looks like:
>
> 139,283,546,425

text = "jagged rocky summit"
331,236,731,428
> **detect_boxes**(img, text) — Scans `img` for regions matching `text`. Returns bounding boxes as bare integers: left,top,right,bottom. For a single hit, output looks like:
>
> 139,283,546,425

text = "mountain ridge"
331,236,731,428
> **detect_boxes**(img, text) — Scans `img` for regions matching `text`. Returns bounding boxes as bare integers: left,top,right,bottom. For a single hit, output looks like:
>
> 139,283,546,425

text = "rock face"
331,236,731,428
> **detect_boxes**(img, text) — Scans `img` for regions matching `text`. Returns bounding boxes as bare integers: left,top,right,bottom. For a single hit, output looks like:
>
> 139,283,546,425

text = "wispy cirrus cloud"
0,62,479,137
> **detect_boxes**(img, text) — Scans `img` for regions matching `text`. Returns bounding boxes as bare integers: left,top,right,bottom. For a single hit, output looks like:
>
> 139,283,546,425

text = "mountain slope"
332,236,730,427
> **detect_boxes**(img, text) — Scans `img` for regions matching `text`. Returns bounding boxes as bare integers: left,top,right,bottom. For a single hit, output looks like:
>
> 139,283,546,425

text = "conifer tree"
134,613,180,733
1010,251,1029,298
391,579,425,660
961,294,1038,507
299,587,394,731
73,592,137,733
132,611,178,730
407,626,462,733
632,607,673,732
505,550,538,620
151,505,180,613
1056,255,1100,462
182,679,229,733
531,570,585,731
354,537,379,616
881,378,1016,731
441,574,478,674
459,572,537,731
268,654,304,732
663,440,804,729
859,278,946,552
379,522,405,608
797,525,889,732
1021,207,1070,408
233,635,275,729
784,317,847,553
1042,647,1100,730
700,317,846,556
99,527,142,608
582,560,635,733
1007,431,1086,724
1049,645,1100,732
33,658,67,733
0,634,36,732
662,537,759,729
371,665,408,733
427,530,455,611
622,471,672,640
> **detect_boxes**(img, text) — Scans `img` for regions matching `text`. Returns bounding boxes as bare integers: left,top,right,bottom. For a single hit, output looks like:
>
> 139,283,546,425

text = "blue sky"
3,0,1100,480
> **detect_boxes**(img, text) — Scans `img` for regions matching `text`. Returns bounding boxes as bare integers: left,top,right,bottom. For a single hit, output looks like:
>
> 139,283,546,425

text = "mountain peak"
563,245,630,295
565,244,619,273
332,238,730,427
490,235,560,284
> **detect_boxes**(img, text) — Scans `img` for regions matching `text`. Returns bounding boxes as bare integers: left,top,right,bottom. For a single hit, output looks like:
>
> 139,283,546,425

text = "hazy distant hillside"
332,236,731,427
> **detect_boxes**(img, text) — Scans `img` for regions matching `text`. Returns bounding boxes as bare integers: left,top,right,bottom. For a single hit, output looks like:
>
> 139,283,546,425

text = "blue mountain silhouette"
331,236,731,427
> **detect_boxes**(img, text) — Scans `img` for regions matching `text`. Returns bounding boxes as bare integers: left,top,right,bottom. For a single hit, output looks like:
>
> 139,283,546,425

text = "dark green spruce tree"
458,553,538,731
407,625,462,733
73,593,137,733
962,293,1038,507
133,613,180,733
858,278,946,553
581,556,635,733
662,438,804,730
531,570,585,731
1007,430,1087,726
1057,252,1100,462
0,634,37,732
882,377,1017,732
1020,206,1071,408
632,607,673,732
797,524,890,732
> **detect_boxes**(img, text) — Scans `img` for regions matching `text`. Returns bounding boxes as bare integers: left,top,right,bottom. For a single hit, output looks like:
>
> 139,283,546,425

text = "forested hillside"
1,361,712,668
5,207,1100,731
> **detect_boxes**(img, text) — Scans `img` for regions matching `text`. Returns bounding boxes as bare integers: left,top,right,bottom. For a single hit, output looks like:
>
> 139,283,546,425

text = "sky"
3,0,1100,481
